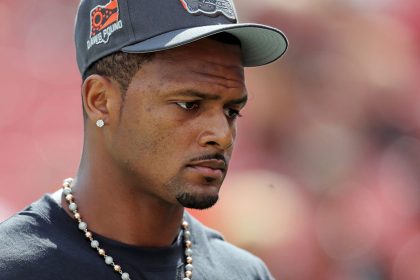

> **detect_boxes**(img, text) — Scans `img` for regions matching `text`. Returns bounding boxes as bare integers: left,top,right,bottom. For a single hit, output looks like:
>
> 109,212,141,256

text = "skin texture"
65,38,247,247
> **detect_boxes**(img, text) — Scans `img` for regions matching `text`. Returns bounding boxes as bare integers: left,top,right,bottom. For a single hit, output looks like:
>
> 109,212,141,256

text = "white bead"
183,278,190,280
91,240,99,248
78,222,87,231
185,248,192,257
62,187,72,196
183,230,191,239
63,178,73,184
121,272,130,280
185,264,193,271
105,256,113,265
69,202,77,211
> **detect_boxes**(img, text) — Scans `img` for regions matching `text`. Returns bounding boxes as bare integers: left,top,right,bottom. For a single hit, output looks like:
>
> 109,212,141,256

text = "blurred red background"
2,1,420,279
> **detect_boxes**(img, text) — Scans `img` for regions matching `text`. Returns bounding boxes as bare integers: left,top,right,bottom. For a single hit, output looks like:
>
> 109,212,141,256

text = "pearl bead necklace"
62,178,194,280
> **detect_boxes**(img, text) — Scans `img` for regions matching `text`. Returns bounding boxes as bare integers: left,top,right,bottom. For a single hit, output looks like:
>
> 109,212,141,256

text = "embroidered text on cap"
87,0,123,50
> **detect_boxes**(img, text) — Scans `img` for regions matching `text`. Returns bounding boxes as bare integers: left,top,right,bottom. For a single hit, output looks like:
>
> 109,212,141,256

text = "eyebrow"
170,90,248,106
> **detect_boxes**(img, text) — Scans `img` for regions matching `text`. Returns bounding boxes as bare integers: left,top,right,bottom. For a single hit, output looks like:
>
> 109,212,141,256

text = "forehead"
129,38,245,92
157,38,243,77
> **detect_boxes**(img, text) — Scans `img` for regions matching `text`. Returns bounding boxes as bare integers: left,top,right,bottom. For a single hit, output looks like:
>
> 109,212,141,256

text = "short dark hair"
83,52,155,98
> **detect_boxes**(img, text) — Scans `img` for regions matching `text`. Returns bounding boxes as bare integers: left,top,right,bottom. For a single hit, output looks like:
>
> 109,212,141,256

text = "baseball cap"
75,0,288,76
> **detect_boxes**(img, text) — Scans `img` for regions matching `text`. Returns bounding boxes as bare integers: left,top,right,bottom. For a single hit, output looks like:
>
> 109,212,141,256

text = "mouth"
186,159,226,179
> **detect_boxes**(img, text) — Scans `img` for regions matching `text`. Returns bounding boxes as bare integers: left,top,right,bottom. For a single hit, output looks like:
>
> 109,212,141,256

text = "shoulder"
0,195,57,255
186,213,274,280
0,194,82,279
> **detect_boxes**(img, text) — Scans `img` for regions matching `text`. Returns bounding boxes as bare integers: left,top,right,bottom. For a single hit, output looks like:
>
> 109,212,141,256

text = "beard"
164,173,221,209
176,191,219,209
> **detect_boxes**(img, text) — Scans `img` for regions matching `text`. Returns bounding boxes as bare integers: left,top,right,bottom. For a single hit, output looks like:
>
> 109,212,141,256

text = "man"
0,0,287,279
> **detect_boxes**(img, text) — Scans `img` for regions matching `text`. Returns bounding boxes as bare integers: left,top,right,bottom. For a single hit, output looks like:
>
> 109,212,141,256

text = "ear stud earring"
96,119,105,128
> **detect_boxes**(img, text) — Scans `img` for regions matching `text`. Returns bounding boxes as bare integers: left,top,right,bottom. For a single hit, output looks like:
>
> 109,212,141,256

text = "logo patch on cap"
180,0,237,21
87,0,123,50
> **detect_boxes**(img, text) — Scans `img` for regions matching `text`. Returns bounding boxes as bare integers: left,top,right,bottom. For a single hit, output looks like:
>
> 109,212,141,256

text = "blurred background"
1,0,420,279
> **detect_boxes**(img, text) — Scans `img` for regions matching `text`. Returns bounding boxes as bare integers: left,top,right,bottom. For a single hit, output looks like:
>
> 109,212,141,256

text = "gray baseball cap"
75,0,288,76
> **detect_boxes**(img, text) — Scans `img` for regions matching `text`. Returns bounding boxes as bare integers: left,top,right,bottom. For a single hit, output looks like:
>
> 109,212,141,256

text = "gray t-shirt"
0,194,274,279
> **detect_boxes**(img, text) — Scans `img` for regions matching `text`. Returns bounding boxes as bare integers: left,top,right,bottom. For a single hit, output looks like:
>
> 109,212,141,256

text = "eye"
225,108,242,120
176,101,200,111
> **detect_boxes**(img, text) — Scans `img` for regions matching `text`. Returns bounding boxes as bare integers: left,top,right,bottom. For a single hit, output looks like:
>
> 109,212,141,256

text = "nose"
198,111,235,150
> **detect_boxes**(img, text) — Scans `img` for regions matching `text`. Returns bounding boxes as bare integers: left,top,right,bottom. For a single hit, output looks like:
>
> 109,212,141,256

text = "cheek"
120,111,199,172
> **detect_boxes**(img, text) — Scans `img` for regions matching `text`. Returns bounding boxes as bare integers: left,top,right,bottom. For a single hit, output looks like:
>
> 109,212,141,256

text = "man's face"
108,38,247,209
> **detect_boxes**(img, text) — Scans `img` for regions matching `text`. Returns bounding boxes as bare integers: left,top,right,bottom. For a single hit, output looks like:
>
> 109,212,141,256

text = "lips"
186,159,226,179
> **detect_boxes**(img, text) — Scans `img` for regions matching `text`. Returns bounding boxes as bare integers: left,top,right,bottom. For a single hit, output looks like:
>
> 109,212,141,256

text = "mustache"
189,153,227,165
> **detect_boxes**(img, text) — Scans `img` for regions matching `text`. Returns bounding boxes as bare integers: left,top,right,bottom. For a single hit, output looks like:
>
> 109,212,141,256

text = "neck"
62,152,184,247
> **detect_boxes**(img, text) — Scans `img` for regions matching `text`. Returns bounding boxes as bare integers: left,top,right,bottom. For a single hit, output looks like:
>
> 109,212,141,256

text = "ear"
82,75,121,127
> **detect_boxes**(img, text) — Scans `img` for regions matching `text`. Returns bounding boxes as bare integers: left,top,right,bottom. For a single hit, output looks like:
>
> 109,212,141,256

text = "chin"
176,192,219,210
